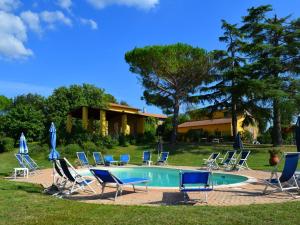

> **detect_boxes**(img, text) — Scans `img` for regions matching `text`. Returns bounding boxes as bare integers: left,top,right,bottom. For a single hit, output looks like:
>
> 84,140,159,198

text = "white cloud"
57,0,72,11
40,10,72,27
86,0,159,10
80,18,98,30
20,11,41,34
0,11,32,59
0,0,21,12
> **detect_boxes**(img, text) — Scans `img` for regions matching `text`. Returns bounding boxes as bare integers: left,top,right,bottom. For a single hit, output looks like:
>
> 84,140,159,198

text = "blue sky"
0,0,299,114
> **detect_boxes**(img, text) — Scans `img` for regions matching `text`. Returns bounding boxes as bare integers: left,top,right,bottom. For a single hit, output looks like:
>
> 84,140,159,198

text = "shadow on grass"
0,179,42,194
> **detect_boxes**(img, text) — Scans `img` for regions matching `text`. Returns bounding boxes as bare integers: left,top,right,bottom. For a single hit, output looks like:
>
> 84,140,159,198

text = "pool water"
81,167,248,188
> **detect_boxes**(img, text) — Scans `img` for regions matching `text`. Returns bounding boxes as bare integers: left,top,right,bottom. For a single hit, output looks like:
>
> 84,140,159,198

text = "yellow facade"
178,112,258,139
67,103,166,136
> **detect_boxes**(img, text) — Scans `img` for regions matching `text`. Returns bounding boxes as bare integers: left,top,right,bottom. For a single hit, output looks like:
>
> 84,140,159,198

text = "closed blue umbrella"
233,133,244,150
49,122,60,160
19,132,28,154
295,116,300,152
49,122,60,186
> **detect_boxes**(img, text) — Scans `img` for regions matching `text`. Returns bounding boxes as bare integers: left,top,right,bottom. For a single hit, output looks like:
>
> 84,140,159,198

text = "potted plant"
268,149,281,166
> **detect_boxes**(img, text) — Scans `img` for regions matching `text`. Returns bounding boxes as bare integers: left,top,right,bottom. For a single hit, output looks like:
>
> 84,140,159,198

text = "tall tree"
241,5,300,146
125,43,211,144
1,94,46,141
199,20,249,138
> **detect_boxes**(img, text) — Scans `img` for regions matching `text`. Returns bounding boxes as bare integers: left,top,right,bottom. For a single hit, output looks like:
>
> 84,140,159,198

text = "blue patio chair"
90,169,149,200
157,152,169,165
179,171,213,203
203,153,220,170
23,154,40,172
93,152,104,166
59,158,95,194
142,151,152,166
119,154,130,165
76,152,90,167
15,154,27,169
235,150,251,170
220,150,237,169
263,152,300,197
104,155,118,166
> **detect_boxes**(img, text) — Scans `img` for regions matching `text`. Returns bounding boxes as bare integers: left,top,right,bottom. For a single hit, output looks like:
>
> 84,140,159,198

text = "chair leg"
101,183,106,196
132,184,136,192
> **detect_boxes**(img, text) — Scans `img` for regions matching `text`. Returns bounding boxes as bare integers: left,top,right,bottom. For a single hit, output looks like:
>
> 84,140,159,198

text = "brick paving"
10,166,300,206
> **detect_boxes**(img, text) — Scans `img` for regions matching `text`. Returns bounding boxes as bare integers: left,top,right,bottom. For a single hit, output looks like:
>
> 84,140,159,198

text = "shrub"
257,131,272,144
242,130,254,143
82,141,97,154
61,143,81,157
0,137,14,153
119,134,129,147
27,142,49,155
185,129,203,142
102,135,118,149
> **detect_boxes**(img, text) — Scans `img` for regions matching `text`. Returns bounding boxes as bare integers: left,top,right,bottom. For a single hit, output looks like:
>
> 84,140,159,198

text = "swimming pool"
80,167,249,188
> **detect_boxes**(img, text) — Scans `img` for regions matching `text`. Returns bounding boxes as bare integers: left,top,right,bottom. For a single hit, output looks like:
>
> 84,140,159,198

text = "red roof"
140,112,167,119
178,118,232,128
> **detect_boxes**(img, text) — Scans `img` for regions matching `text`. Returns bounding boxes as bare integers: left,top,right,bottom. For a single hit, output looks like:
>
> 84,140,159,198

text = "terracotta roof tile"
178,118,232,128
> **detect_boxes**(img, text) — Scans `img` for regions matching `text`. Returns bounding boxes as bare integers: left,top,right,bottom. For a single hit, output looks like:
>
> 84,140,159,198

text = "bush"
27,142,49,155
82,141,97,154
185,129,203,142
61,143,81,157
119,134,129,147
242,130,254,143
0,137,14,153
102,135,118,149
257,131,272,144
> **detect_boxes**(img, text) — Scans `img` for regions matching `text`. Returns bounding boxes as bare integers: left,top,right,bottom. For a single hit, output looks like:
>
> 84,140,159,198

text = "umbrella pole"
52,161,55,185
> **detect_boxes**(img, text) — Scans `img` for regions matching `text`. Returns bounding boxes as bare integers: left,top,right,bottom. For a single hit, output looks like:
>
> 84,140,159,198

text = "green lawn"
0,143,299,225
1,179,300,225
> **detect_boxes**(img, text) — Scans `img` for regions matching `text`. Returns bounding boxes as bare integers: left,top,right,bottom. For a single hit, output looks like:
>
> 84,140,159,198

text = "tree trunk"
231,102,238,138
171,99,180,145
272,99,283,146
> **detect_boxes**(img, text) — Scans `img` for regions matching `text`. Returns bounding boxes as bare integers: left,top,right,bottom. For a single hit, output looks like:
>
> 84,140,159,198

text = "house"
178,110,258,139
66,103,167,136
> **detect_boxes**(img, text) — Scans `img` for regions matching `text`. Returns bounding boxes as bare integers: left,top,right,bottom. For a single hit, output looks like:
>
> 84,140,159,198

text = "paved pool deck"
9,165,300,206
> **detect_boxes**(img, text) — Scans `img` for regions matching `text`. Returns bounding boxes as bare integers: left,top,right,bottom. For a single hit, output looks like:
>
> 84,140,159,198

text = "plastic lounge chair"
142,151,152,166
203,153,220,170
219,151,236,169
263,152,300,197
76,152,90,167
53,160,67,187
23,154,39,171
235,150,251,170
93,152,104,166
157,152,169,165
179,171,213,203
58,158,96,194
15,154,28,169
119,154,130,165
104,155,118,166
90,169,149,200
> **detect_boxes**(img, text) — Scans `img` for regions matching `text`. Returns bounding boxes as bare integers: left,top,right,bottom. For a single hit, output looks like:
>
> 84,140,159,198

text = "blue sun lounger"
235,150,251,170
59,158,96,194
142,151,152,166
90,169,149,200
203,153,220,170
220,150,237,169
179,171,213,203
93,152,104,166
157,152,169,165
104,155,118,166
119,154,130,165
23,154,40,171
263,152,300,197
76,152,90,167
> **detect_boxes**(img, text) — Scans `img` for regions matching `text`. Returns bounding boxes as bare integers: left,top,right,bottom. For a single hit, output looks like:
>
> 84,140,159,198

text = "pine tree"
241,5,300,146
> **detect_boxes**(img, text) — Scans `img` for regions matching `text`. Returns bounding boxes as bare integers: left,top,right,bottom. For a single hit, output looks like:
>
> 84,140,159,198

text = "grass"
1,142,295,176
1,179,300,225
0,143,299,225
